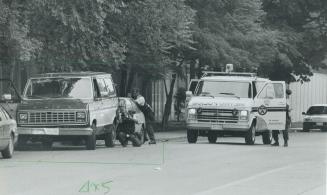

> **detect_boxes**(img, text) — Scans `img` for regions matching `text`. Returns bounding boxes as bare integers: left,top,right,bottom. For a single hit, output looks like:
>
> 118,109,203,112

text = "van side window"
93,79,101,98
258,84,275,99
273,83,284,98
252,82,257,98
255,81,265,94
248,83,252,98
96,78,109,97
0,109,10,119
103,78,115,95
189,80,199,94
0,109,4,121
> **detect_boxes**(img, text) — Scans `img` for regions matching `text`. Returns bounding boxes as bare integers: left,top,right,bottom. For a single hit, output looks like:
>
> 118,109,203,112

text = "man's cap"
132,88,140,92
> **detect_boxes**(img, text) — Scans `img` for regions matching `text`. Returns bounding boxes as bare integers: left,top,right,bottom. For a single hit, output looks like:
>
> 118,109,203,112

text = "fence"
289,73,327,122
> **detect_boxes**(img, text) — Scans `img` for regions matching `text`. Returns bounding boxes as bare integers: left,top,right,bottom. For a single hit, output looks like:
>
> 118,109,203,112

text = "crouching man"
117,99,142,147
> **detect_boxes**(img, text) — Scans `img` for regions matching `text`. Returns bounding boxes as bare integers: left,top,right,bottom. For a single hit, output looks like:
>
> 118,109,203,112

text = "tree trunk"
119,69,127,97
161,74,177,130
190,60,196,79
141,77,150,102
126,66,135,95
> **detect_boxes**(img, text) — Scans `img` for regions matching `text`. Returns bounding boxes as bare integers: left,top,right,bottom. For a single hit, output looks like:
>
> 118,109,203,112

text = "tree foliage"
262,0,327,82
1,0,326,125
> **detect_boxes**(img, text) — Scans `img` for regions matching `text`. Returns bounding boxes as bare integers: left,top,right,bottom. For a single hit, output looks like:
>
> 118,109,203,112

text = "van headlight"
239,110,249,120
188,108,197,121
76,111,86,122
188,108,197,115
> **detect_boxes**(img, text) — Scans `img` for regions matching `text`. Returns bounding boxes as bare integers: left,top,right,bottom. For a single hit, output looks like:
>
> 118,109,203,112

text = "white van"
186,72,287,145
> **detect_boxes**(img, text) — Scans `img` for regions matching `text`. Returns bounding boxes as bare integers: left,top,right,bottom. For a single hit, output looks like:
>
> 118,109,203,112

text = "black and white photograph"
0,0,326,194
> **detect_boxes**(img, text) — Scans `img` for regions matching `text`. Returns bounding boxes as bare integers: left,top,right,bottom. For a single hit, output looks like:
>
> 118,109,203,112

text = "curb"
157,136,186,142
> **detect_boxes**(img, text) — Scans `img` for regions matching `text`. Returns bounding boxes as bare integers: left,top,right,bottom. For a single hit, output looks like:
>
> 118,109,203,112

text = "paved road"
0,132,326,195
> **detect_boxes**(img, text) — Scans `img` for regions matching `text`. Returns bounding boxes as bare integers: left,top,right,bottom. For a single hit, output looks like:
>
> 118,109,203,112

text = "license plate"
44,128,59,135
211,124,222,130
316,122,323,126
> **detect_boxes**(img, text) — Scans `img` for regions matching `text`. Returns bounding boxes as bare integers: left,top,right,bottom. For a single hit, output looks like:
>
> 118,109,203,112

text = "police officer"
131,88,156,144
272,89,292,147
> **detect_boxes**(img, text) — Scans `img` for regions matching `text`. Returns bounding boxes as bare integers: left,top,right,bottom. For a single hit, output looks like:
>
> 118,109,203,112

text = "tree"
262,0,327,82
0,0,42,78
16,0,126,72
185,0,284,80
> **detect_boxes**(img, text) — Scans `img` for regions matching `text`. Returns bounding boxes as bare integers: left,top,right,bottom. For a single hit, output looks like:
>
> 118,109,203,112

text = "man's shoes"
149,140,156,145
284,142,288,147
271,142,279,146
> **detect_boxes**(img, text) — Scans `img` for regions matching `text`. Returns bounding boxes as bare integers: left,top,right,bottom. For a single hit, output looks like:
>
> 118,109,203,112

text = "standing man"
131,88,156,144
272,89,291,147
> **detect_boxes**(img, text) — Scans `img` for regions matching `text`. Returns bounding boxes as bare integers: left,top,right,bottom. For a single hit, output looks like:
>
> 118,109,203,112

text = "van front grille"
197,109,239,123
28,111,76,124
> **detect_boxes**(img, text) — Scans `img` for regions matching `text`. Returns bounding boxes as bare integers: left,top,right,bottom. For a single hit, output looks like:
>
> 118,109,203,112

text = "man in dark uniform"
131,88,156,144
272,89,291,147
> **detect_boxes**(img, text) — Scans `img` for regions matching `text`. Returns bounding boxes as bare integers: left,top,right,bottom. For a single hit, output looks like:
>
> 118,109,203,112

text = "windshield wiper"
200,92,214,98
27,95,48,99
219,93,240,99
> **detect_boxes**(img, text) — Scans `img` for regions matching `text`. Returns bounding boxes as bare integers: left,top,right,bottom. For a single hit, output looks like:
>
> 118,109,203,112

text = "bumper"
303,122,327,129
17,126,93,136
187,121,250,131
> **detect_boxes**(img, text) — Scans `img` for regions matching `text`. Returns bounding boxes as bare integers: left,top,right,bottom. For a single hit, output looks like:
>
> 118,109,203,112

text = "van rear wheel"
187,129,198,143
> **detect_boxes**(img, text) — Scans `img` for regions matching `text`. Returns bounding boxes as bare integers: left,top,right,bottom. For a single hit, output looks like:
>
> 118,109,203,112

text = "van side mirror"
302,112,306,115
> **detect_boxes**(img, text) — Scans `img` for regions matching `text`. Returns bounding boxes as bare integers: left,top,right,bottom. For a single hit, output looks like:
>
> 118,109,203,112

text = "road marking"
195,161,326,195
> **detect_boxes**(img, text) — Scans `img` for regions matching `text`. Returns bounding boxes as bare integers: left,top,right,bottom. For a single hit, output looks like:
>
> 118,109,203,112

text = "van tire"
136,125,145,145
86,124,97,150
42,139,53,149
2,133,14,159
303,128,310,132
321,127,327,132
245,124,256,145
262,131,272,144
105,125,116,148
187,129,198,143
208,131,218,143
15,135,28,150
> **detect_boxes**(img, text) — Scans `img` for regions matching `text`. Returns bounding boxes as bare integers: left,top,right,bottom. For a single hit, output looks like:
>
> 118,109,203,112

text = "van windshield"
196,81,252,98
306,106,327,115
24,77,92,99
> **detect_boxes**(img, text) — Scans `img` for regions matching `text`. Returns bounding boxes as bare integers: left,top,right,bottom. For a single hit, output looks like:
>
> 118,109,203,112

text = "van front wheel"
105,125,116,148
245,124,256,145
187,129,198,143
262,131,272,144
208,131,218,143
86,124,97,150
